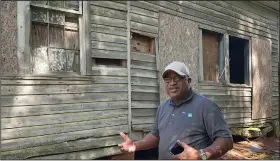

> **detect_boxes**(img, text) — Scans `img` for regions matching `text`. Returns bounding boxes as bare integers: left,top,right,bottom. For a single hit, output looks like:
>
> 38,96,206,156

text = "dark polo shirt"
151,88,232,160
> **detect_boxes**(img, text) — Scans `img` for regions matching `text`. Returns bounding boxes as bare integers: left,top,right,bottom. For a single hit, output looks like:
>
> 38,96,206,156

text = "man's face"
164,71,190,101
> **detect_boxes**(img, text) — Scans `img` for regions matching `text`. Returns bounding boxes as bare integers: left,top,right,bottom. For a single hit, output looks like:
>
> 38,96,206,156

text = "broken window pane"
49,10,65,25
31,7,48,23
65,50,79,72
229,36,249,84
48,48,66,71
32,47,49,74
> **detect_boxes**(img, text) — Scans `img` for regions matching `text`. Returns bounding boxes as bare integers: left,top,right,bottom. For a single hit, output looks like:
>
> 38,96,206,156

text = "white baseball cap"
162,61,190,78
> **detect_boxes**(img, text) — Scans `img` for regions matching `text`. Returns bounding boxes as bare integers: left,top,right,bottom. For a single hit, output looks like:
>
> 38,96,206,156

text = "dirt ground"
221,137,280,160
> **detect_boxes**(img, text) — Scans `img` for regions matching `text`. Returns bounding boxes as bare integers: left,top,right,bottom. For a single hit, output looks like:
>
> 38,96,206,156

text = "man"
118,61,233,160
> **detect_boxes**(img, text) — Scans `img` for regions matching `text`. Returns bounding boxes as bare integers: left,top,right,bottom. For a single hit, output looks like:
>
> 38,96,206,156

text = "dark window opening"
229,36,249,85
95,58,126,67
131,33,155,55
202,29,223,82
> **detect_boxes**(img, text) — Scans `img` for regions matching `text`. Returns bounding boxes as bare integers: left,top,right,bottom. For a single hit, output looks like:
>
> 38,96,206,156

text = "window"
30,1,81,74
201,29,223,83
200,28,251,86
229,36,249,85
131,33,155,55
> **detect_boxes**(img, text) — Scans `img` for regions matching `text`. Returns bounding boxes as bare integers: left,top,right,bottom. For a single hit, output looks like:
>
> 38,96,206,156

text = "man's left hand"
172,141,201,160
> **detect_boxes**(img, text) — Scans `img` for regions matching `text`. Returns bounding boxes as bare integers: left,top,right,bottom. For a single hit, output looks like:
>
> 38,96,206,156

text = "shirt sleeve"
203,101,233,141
151,105,161,137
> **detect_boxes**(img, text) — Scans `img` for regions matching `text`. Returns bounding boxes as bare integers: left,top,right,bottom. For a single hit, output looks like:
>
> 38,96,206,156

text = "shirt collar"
169,87,195,107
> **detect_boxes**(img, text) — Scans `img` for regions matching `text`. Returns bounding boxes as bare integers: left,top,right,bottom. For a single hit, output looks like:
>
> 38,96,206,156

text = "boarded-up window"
202,30,221,82
30,1,81,74
252,37,272,119
131,33,155,55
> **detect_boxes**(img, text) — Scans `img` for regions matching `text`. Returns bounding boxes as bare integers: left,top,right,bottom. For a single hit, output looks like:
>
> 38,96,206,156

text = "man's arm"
203,138,233,159
133,132,160,151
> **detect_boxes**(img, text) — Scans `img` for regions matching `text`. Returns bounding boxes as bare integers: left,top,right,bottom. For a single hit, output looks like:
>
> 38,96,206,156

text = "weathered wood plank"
131,92,159,101
131,101,159,109
1,132,126,159
131,60,157,69
158,1,277,39
220,107,251,114
1,92,128,107
1,109,128,129
131,68,157,78
29,146,121,160
130,1,159,12
91,15,126,28
92,49,127,60
174,1,277,37
151,1,278,41
91,66,127,76
131,13,158,27
1,101,128,118
92,41,127,51
92,76,128,84
131,51,156,62
91,24,127,36
202,95,251,102
2,117,127,140
199,90,251,96
1,79,93,85
198,85,252,91
224,112,251,119
252,37,272,119
132,109,157,117
132,117,154,124
1,84,128,96
90,5,126,20
131,77,158,86
227,1,278,23
212,1,278,27
131,6,158,18
91,1,127,11
131,21,158,34
215,101,251,108
131,85,159,93
91,32,127,44
190,1,277,33
132,124,153,132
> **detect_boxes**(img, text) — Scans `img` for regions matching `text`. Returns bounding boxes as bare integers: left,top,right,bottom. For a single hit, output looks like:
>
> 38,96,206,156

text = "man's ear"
188,78,192,83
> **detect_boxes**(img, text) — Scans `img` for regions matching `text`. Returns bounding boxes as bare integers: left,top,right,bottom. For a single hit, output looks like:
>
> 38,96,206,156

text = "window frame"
198,25,252,87
16,1,90,75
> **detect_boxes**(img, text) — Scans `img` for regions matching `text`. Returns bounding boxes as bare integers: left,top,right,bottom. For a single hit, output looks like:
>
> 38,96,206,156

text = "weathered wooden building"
1,1,279,159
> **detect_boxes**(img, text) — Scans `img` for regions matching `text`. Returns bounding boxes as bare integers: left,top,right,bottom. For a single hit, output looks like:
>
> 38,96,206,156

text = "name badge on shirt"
182,112,192,118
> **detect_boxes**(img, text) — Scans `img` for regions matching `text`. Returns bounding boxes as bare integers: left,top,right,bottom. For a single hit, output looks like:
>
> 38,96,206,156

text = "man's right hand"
118,132,136,153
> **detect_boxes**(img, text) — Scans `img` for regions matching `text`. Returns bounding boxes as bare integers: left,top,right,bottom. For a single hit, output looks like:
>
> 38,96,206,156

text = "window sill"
198,81,252,88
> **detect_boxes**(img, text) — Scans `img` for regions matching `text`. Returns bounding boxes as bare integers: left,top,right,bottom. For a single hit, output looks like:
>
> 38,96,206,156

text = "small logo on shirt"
182,112,192,118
